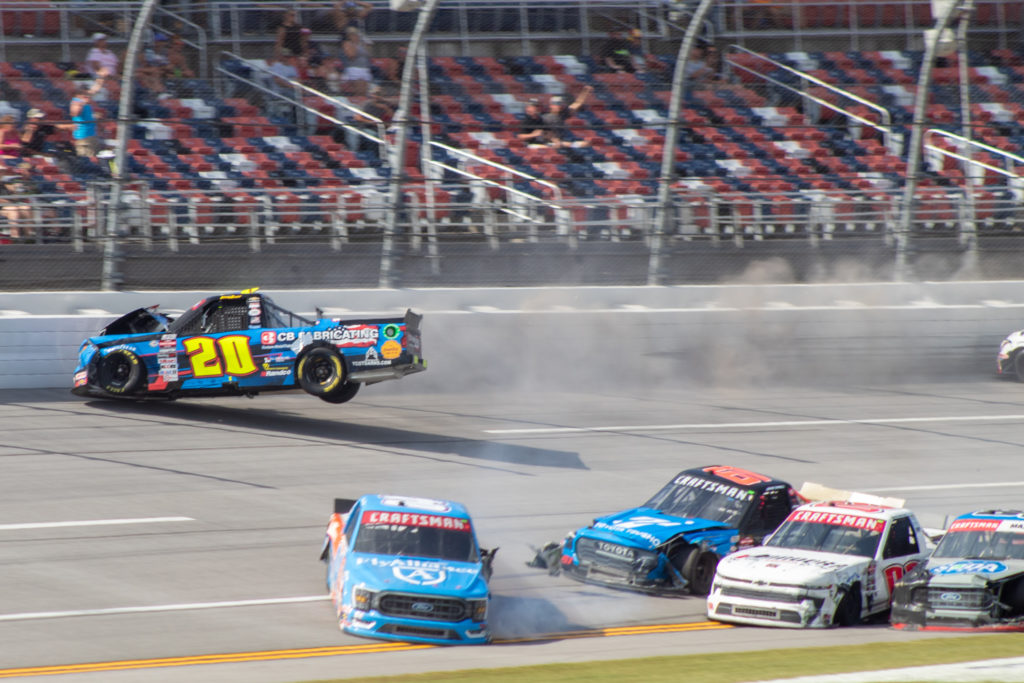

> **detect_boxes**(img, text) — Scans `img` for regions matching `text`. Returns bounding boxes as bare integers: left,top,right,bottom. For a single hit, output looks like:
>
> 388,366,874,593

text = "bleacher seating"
2,45,1024,242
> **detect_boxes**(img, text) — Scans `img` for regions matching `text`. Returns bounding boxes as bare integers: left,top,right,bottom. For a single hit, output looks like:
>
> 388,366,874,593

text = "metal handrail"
924,128,1024,179
727,45,899,154
216,52,388,155
428,141,564,207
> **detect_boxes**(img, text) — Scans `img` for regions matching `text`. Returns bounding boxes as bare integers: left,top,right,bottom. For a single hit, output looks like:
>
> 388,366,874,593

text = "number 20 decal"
183,335,258,378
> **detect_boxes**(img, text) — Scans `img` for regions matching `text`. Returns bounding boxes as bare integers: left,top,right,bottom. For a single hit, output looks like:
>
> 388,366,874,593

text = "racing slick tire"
319,381,360,404
680,548,718,596
833,584,862,627
1014,352,1024,382
297,346,347,398
97,349,143,395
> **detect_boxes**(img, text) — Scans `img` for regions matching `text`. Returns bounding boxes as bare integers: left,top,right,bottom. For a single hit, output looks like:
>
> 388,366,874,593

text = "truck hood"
347,554,488,597
91,307,171,341
582,507,732,551
924,558,1024,584
715,546,866,586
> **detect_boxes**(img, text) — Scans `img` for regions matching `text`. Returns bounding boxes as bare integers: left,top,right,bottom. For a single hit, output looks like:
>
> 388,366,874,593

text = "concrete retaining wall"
2,283,1023,391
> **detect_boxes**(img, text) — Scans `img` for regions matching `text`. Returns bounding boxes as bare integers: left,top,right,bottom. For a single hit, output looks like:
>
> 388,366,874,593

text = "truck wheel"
1014,352,1024,382
320,381,360,404
297,347,345,397
98,349,143,395
834,584,862,627
681,548,718,596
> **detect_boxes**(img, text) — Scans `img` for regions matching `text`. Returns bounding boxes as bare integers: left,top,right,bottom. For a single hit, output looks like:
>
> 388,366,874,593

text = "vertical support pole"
380,0,441,289
895,0,963,281
648,0,715,285
102,0,160,291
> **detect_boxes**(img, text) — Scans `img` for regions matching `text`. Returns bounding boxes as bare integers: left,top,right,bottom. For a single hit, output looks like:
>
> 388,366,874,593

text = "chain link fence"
1,1,1023,289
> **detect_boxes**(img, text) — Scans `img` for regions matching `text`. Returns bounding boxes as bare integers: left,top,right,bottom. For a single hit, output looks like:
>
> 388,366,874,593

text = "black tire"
319,381,360,404
681,548,718,596
297,346,346,397
97,349,143,395
834,584,862,627
1014,352,1024,382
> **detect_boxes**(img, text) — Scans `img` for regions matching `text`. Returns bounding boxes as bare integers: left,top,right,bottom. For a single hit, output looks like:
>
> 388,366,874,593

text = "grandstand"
0,0,1023,289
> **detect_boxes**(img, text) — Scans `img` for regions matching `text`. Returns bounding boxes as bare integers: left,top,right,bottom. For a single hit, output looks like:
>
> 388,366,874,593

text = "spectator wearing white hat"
20,109,56,159
85,33,119,78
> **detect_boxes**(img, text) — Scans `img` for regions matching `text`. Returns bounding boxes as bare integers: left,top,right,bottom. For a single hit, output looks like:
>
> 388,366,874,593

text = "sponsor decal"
73,370,88,387
352,347,390,368
246,296,261,328
361,510,471,532
743,553,846,570
383,324,400,340
260,369,291,377
394,566,445,586
354,557,475,585
595,541,635,560
672,475,755,501
308,325,379,347
999,520,1024,533
261,330,277,345
789,509,886,532
702,466,771,486
380,340,402,360
931,560,1007,575
933,561,1011,577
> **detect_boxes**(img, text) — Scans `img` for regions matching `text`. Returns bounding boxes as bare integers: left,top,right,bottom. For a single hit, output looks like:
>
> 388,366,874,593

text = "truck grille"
926,588,992,611
717,603,802,623
720,586,803,603
377,593,467,622
378,623,458,640
575,538,643,566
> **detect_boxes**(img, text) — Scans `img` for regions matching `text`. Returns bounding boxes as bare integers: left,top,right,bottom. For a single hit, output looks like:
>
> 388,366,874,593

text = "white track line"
484,414,1024,435
0,596,328,622
0,516,194,531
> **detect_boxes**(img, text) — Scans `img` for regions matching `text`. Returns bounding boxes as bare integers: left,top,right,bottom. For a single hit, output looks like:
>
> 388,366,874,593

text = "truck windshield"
644,478,752,526
933,530,1024,560
353,521,478,562
765,520,881,557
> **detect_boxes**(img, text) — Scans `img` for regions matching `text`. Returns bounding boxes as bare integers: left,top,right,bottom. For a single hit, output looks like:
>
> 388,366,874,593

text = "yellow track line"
0,621,731,678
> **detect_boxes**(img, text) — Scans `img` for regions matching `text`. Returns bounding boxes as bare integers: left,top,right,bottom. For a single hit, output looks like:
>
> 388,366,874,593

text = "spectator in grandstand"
382,45,408,86
19,109,56,159
0,116,21,159
340,26,374,96
346,85,393,155
685,45,715,85
599,29,644,74
85,33,119,78
275,9,309,60
69,78,107,159
0,163,38,240
517,99,547,147
137,35,170,95
332,0,373,33
541,86,593,148
165,35,195,81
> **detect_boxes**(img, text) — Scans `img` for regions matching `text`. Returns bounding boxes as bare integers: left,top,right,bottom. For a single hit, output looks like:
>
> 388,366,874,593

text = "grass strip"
303,633,1024,683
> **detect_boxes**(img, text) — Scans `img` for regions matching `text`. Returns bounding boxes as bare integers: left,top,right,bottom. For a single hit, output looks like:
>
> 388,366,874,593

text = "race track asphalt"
1,306,1021,681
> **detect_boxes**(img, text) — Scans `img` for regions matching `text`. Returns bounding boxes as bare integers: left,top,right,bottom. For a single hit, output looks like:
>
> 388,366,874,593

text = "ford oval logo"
411,601,434,612
939,592,961,601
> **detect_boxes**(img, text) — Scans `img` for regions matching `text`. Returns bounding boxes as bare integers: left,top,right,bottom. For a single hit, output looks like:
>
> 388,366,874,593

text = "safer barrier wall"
2,283,1022,391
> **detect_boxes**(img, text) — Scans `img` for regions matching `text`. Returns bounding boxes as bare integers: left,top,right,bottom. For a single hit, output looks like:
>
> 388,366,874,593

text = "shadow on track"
85,398,587,471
